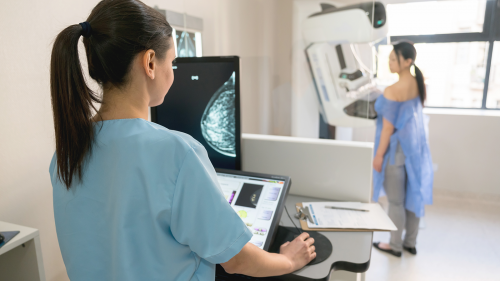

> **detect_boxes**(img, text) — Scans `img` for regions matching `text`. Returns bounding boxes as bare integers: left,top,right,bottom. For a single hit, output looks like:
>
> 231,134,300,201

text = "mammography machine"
303,2,388,128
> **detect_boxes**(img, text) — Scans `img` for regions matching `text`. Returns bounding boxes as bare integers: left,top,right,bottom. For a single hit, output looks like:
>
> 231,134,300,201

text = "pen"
325,206,369,212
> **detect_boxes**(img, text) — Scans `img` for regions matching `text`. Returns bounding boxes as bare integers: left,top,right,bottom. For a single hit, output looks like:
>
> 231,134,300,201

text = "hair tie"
79,22,92,38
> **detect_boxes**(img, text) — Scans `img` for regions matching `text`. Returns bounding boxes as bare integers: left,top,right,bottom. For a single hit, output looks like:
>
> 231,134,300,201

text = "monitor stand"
269,226,332,265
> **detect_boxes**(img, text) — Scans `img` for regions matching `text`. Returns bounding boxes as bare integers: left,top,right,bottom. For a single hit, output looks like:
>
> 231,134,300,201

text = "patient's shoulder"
383,84,398,100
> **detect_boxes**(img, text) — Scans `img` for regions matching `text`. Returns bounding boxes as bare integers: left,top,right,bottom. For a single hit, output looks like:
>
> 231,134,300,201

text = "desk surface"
281,195,373,280
0,221,39,256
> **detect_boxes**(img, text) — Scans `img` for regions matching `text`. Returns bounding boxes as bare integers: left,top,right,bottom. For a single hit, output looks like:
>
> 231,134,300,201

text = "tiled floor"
366,194,500,281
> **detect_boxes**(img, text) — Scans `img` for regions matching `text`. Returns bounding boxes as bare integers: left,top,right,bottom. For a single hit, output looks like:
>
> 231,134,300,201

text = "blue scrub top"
372,96,434,218
50,119,252,281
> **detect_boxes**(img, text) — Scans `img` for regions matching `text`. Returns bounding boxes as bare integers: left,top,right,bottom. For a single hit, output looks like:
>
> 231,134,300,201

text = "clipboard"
296,203,394,232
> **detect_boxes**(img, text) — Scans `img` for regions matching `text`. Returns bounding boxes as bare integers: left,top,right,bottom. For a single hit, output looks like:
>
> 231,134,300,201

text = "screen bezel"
151,56,242,170
215,168,292,251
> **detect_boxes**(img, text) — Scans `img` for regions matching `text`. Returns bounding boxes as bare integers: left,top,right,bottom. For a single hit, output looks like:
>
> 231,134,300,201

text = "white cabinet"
0,221,46,281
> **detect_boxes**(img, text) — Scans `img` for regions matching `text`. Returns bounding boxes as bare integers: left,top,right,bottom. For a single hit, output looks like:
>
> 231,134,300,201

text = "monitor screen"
151,57,241,170
216,169,291,251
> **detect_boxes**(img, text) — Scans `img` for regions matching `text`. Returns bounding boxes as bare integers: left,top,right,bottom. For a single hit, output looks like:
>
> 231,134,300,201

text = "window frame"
389,0,500,110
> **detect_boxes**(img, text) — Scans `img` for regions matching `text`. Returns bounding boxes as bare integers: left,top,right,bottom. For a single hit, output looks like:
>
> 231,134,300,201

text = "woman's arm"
373,117,394,172
221,232,316,277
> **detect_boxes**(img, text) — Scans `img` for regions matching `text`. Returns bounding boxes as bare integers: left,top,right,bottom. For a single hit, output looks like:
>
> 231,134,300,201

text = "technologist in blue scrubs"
372,41,434,257
48,0,316,280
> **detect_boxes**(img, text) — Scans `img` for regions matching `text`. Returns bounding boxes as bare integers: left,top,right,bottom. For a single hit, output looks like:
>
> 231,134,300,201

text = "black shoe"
373,242,402,257
403,246,417,255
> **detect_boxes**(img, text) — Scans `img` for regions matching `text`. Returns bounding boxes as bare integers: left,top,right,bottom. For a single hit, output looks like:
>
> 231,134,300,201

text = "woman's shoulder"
383,84,398,101
384,79,419,102
142,120,203,151
94,119,205,160
96,119,200,153
377,86,401,109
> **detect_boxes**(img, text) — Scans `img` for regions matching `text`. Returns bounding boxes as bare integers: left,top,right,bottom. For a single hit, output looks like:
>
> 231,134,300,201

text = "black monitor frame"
151,56,241,170
215,168,292,252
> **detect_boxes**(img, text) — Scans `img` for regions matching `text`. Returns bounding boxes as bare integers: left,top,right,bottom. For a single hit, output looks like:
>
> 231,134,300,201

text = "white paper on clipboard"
303,202,397,231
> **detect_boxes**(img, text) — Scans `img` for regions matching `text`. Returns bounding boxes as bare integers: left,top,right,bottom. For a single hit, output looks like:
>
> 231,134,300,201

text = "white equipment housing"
242,133,373,202
303,2,388,128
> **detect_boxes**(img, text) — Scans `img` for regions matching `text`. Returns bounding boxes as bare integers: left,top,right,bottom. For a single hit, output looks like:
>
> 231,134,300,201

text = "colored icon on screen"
258,210,273,220
237,210,247,218
228,191,236,204
265,187,281,201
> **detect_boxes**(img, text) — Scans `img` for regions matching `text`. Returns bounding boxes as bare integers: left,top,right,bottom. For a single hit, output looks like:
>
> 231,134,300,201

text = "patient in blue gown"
372,41,434,257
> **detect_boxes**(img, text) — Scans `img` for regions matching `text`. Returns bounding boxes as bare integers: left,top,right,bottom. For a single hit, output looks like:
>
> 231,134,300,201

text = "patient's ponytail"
393,41,426,105
50,0,173,189
414,65,426,105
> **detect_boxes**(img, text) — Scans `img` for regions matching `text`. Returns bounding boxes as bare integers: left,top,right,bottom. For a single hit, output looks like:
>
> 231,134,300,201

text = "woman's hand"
373,154,384,173
279,232,316,272
221,233,316,277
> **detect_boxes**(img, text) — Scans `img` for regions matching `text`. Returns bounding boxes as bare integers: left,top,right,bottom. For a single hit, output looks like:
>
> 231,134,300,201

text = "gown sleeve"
170,142,253,264
380,100,401,127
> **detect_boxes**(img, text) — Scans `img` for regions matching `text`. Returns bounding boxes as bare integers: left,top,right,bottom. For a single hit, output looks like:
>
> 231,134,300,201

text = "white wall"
0,0,291,280
424,110,500,198
291,0,323,138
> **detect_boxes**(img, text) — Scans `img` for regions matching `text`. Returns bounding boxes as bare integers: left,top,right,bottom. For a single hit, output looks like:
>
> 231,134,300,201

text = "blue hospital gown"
372,96,434,218
50,118,252,281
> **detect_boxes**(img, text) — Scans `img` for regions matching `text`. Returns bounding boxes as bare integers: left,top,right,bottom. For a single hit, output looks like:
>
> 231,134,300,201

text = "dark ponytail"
413,65,426,105
50,25,100,189
393,41,426,105
50,0,173,189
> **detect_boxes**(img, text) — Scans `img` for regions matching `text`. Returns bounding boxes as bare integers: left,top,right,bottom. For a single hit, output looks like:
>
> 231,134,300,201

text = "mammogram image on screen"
153,60,237,170
235,183,263,208
200,72,236,157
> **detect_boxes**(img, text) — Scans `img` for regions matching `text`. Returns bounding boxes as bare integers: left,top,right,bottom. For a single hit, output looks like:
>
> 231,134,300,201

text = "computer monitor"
151,56,241,170
215,169,291,251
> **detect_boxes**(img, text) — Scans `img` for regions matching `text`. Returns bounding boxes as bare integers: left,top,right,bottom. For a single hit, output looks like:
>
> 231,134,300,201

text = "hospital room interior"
0,0,499,280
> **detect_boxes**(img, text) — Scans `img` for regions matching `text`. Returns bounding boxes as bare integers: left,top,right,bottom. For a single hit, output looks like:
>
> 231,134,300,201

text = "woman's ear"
142,50,156,80
404,58,414,69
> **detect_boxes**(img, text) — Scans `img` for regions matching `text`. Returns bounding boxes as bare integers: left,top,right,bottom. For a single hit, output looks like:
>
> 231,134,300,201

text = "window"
486,42,500,108
380,0,500,109
387,0,486,36
415,42,488,108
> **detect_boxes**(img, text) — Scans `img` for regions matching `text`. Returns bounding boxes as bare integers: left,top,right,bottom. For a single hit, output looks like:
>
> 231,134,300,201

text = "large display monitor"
151,56,241,170
216,169,291,251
